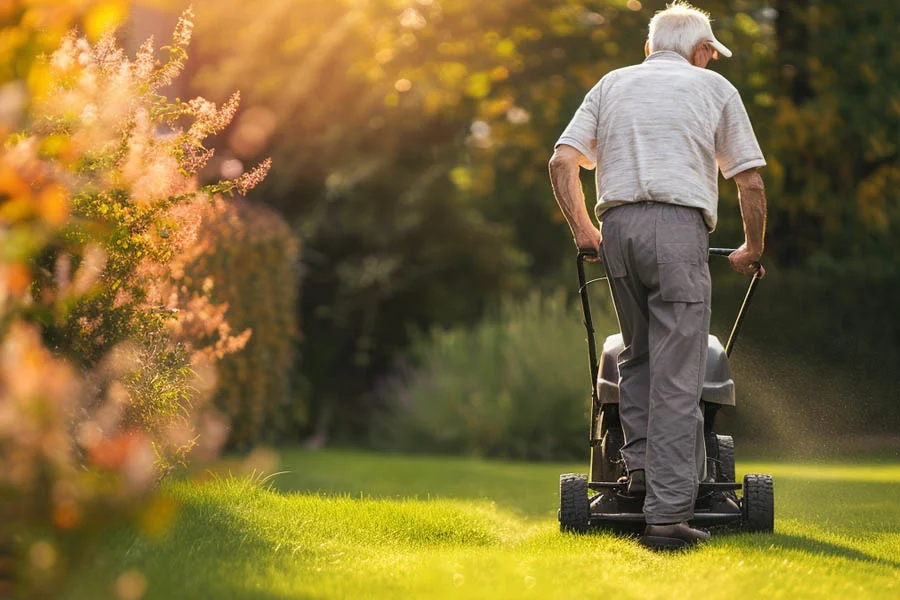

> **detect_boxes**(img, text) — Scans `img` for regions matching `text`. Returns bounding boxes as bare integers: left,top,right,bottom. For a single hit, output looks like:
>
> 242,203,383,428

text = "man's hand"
575,226,602,262
728,244,765,277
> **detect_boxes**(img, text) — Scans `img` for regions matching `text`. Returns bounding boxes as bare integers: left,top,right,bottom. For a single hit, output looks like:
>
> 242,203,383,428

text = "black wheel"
559,473,590,533
600,427,625,482
597,404,624,482
742,474,774,532
716,435,735,483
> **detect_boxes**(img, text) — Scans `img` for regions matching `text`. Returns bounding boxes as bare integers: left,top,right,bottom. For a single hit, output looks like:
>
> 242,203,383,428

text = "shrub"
14,6,271,466
179,199,303,447
0,8,269,596
375,289,619,461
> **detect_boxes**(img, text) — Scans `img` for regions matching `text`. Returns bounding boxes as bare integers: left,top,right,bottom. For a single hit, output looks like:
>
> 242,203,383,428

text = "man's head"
645,1,732,68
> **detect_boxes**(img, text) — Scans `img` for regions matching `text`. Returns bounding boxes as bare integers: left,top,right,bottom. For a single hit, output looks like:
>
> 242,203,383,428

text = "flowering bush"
0,7,270,596
179,198,302,447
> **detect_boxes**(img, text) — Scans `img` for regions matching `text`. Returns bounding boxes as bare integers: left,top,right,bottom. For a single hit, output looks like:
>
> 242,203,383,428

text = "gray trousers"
599,202,710,525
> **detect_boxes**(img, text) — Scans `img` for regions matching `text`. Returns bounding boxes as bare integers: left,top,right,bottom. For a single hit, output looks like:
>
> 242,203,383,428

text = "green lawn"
63,450,900,599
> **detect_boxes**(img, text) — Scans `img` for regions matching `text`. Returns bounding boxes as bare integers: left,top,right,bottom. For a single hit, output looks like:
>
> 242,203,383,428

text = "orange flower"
38,183,70,226
5,263,31,296
86,430,144,471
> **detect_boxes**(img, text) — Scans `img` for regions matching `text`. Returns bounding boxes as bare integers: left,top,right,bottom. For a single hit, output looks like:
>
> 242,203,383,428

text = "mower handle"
582,247,762,268
707,248,763,357
576,250,603,442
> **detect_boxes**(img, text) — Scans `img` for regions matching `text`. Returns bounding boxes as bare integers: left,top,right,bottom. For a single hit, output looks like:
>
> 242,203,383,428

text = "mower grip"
709,248,763,272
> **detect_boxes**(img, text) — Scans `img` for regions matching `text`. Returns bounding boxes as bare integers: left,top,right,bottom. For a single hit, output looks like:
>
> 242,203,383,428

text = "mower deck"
586,480,745,531
587,481,741,492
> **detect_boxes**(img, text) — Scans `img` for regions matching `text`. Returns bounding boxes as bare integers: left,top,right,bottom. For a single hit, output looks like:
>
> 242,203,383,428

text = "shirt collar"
643,50,691,65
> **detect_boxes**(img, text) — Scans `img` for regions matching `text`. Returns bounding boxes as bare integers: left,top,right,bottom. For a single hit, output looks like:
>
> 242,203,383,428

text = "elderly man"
549,2,767,548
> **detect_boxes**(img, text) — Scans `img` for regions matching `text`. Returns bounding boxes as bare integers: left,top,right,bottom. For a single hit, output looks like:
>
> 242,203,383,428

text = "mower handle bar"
576,246,762,429
580,247,755,263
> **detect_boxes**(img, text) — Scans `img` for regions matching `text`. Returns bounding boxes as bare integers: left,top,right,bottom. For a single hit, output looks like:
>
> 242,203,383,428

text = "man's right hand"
575,226,602,262
728,244,765,277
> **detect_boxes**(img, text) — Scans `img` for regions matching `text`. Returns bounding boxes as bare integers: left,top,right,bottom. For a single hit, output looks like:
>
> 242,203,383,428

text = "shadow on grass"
735,532,900,569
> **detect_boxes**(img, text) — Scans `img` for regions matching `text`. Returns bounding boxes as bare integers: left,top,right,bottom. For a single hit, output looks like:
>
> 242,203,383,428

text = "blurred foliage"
374,290,619,460
0,5,270,596
766,0,900,268
0,0,129,88
710,266,900,451
182,200,303,448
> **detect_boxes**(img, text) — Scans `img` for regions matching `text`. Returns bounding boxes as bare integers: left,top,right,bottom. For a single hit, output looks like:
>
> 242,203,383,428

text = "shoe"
708,492,740,514
616,469,646,495
641,521,710,550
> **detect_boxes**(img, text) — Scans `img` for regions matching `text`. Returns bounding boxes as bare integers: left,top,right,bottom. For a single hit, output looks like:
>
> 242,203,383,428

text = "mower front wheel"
741,474,774,533
559,473,590,534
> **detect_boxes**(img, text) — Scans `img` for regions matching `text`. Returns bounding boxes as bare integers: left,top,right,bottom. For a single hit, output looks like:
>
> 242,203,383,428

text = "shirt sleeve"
555,83,601,169
715,91,766,179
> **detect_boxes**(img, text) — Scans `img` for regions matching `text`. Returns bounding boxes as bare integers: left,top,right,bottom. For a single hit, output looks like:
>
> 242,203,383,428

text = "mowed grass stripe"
62,451,900,599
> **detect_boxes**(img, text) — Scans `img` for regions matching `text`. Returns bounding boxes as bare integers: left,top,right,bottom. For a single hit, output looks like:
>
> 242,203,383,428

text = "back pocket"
656,222,705,303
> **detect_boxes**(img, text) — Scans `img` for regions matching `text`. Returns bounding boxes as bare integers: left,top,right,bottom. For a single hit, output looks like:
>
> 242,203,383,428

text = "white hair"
648,2,713,58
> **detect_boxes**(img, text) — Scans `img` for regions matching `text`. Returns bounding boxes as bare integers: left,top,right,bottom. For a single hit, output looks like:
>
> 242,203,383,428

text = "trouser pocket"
656,222,705,303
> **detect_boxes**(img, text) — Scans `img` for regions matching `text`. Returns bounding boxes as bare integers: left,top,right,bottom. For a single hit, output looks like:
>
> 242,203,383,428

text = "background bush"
375,289,619,461
182,200,303,448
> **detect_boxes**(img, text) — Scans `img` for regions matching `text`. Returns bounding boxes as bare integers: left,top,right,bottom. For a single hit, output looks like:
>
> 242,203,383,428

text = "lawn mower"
559,248,774,534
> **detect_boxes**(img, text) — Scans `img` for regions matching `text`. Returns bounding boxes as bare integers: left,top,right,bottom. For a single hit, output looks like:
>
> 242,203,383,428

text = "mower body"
596,334,735,408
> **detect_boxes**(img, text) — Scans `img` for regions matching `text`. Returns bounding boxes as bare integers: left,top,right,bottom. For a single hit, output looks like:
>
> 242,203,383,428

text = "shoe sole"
640,535,703,551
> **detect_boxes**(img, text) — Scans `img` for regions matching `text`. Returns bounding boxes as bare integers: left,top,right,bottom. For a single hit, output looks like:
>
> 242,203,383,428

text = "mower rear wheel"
716,435,735,483
600,428,625,482
559,473,590,534
742,474,774,533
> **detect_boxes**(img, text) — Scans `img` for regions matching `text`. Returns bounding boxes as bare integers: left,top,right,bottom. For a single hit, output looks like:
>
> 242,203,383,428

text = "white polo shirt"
556,51,766,231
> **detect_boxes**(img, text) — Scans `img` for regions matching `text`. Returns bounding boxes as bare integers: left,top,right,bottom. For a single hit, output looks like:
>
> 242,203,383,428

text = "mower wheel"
716,435,735,483
741,474,774,533
600,428,625,482
559,473,590,534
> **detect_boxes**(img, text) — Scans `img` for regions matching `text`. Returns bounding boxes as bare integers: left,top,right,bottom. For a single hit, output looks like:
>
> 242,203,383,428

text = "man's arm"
729,168,767,276
549,144,601,258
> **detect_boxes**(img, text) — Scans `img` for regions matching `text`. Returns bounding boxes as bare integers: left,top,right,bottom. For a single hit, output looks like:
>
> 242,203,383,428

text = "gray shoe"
641,521,710,550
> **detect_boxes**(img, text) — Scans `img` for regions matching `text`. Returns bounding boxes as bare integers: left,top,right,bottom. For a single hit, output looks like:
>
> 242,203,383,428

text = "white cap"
705,22,732,57
648,3,734,60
